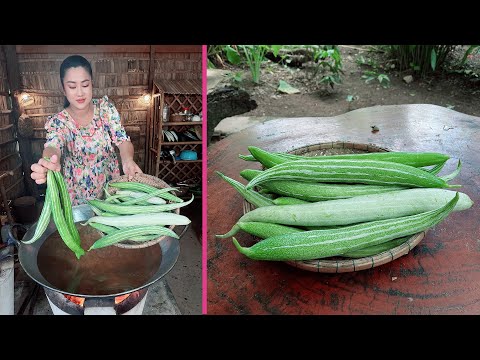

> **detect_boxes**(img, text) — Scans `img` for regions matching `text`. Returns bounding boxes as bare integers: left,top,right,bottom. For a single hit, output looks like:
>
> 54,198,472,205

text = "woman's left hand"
122,159,143,180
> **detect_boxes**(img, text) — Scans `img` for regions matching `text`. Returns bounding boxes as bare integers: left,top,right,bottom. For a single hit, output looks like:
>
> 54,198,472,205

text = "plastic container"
179,150,198,161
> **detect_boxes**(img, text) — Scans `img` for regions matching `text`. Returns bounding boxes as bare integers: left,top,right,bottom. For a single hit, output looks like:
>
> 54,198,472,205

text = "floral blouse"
44,95,130,206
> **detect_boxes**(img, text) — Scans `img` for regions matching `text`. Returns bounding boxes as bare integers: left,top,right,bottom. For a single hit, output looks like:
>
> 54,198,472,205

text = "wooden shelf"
162,122,203,126
160,160,202,164
162,141,202,145
147,81,202,183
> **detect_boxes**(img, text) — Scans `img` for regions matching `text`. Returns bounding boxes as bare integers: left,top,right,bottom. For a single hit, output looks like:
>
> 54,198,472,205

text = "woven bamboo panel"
0,142,16,163
154,53,202,81
0,155,21,188
0,124,14,144
165,93,202,115
0,153,25,199
0,113,10,127
14,47,201,194
156,161,202,185
0,51,9,95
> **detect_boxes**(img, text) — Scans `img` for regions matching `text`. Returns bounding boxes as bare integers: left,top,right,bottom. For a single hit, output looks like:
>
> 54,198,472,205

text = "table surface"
207,104,480,315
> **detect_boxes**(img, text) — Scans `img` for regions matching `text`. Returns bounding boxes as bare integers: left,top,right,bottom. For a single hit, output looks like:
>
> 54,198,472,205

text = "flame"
63,293,135,306
114,294,131,304
64,295,85,306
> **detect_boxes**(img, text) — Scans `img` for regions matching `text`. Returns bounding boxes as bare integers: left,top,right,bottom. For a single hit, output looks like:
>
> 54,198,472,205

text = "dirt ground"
220,45,480,119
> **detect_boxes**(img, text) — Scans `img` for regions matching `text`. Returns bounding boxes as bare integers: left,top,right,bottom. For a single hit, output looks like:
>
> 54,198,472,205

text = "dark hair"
60,55,93,108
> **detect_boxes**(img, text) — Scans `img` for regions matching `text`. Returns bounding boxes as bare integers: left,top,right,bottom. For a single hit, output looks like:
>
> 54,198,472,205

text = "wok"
15,204,180,298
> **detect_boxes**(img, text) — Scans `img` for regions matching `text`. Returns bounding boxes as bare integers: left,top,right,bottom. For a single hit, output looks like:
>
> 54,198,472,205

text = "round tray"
243,141,426,273
104,173,180,249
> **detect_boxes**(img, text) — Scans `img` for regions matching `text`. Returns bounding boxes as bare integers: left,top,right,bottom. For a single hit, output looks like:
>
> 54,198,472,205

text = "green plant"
459,45,479,65
84,212,191,227
21,190,51,244
220,188,471,237
207,45,224,68
356,54,390,87
114,190,167,204
216,171,274,208
240,168,406,201
446,45,480,80
239,45,268,84
245,158,459,190
234,220,413,259
237,221,303,239
356,55,378,67
387,45,456,77
341,236,411,258
305,45,343,89
245,146,450,168
109,182,183,202
232,193,460,261
89,226,179,250
54,170,81,245
207,45,242,68
88,195,194,215
88,222,162,242
47,170,85,258
272,197,310,205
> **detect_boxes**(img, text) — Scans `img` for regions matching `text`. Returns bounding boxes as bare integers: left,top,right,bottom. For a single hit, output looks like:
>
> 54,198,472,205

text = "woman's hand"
122,159,143,180
30,154,61,184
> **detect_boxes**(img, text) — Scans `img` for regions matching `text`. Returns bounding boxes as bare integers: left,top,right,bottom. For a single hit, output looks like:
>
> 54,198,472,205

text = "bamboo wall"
10,45,201,198
0,47,24,203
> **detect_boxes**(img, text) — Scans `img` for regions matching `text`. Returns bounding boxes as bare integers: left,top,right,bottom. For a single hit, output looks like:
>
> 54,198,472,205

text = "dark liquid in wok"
37,224,162,295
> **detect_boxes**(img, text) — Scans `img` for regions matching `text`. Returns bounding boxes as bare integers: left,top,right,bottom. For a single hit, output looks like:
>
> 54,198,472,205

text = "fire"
64,295,85,306
63,293,135,306
114,294,131,304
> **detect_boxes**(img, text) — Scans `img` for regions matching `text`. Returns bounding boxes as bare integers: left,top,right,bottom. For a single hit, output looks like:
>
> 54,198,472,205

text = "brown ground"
222,45,480,119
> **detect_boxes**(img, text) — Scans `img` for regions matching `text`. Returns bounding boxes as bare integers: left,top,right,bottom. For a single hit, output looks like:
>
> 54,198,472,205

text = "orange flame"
63,293,135,306
64,295,85,306
114,294,131,304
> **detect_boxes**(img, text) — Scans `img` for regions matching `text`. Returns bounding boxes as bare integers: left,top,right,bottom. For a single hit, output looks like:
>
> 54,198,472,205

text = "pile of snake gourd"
23,174,192,259
216,146,473,262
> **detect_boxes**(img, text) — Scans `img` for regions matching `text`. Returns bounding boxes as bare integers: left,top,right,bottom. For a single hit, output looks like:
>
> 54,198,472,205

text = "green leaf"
270,45,282,57
460,45,480,65
277,80,300,94
207,59,216,69
225,46,241,65
431,49,437,71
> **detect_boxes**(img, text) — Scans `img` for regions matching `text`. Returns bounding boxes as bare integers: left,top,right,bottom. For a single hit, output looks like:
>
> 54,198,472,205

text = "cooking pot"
10,204,180,298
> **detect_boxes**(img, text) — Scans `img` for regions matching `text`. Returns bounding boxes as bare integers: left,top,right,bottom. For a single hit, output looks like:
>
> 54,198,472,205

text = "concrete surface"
214,115,278,137
207,69,232,94
164,199,202,315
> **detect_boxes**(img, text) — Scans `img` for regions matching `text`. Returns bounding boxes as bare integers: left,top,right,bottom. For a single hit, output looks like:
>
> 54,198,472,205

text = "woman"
30,55,143,205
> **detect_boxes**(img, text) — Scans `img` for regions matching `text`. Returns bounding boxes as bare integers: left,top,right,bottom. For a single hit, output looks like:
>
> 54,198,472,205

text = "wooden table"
207,104,480,315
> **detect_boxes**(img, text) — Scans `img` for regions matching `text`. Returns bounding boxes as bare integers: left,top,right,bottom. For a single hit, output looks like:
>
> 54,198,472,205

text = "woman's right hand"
30,154,61,184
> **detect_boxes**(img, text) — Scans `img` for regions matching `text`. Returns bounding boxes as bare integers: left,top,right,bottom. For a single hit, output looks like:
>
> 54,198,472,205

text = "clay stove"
44,287,149,315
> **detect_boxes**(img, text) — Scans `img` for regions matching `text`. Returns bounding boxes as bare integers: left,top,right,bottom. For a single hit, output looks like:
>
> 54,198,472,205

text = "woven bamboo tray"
243,141,426,273
104,173,180,249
